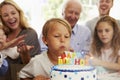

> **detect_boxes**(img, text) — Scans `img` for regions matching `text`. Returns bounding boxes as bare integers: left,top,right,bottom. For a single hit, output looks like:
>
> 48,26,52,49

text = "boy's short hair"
42,18,72,38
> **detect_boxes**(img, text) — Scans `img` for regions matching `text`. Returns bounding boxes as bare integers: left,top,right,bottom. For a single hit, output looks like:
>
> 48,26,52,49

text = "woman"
0,1,40,80
0,0,40,64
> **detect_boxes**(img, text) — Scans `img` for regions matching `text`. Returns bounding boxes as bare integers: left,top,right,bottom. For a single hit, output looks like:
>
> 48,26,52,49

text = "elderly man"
39,0,91,53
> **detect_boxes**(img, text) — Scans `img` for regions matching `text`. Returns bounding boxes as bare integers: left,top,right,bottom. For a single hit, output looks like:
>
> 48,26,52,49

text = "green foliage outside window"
42,0,64,20
42,0,98,22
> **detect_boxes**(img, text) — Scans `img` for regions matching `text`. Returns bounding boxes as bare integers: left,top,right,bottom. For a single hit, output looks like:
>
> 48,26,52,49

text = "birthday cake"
50,51,97,80
51,65,96,80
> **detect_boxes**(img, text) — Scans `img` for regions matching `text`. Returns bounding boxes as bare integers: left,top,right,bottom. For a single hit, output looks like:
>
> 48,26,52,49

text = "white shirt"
19,51,54,78
0,46,19,59
96,48,120,74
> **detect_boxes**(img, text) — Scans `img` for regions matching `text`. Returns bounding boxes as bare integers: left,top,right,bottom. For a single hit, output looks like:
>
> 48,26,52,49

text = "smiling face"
0,4,20,31
98,0,113,16
62,0,81,28
97,22,113,46
43,22,71,56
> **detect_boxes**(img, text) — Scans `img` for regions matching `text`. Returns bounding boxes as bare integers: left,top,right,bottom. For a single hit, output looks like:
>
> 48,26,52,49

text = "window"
1,0,120,37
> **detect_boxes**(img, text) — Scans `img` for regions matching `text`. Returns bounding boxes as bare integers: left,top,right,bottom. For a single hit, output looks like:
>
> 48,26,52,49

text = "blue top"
70,23,91,52
39,23,91,53
0,59,8,76
51,65,95,72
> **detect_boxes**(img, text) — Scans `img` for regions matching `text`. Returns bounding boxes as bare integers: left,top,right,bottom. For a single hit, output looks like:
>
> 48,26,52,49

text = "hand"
90,57,101,66
17,42,34,64
0,35,25,50
85,54,101,66
17,43,34,53
7,35,26,47
84,52,93,60
33,75,50,80
84,52,101,66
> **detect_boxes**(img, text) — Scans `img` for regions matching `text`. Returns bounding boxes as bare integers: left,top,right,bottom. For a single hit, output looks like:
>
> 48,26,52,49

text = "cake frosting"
50,65,97,80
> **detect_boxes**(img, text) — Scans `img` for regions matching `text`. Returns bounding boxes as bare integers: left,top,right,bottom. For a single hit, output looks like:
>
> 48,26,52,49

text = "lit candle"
63,58,66,64
85,59,88,65
75,58,80,65
65,57,70,64
70,58,74,65
58,56,63,65
80,59,85,66
61,53,66,59
71,52,76,58
67,53,71,58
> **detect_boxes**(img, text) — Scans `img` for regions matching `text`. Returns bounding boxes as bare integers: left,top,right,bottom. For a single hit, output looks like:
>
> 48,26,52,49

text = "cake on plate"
50,51,97,80
50,65,96,80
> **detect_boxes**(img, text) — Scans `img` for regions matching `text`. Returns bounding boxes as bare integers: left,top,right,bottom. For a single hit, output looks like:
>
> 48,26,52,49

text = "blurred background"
0,0,120,37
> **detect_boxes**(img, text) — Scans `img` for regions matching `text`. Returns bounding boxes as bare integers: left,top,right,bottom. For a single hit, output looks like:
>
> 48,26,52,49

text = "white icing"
51,65,97,80
54,65,94,70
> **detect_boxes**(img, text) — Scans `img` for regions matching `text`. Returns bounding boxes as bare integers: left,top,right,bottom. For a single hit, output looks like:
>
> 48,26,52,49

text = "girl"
19,18,72,80
88,15,120,74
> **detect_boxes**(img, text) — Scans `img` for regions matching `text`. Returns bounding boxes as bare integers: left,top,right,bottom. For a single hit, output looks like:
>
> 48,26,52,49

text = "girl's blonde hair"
0,0,30,34
91,15,120,58
42,18,72,39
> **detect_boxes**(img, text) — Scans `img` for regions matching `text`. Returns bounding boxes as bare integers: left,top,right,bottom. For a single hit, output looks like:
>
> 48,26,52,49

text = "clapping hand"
17,42,34,64
0,35,25,50
85,52,101,66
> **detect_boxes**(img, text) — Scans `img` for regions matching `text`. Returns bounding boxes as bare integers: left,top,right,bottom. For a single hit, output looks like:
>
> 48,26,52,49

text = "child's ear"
42,36,47,45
